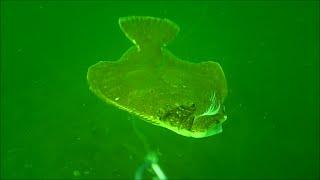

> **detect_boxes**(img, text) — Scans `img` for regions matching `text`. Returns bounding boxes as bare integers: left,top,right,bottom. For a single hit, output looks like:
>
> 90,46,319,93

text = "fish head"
157,99,227,138
190,105,227,138
183,89,227,138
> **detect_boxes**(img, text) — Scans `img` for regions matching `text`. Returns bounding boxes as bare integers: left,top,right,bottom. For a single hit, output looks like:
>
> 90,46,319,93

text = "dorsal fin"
119,16,180,47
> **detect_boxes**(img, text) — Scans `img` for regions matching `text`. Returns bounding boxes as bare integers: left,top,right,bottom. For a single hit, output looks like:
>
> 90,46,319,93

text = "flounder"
87,16,228,138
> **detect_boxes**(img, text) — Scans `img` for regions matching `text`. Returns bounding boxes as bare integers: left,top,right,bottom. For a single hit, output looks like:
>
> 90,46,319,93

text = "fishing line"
129,115,167,180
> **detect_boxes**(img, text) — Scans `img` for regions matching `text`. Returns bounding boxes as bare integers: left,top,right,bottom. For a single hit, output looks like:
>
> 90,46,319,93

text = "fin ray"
119,16,180,46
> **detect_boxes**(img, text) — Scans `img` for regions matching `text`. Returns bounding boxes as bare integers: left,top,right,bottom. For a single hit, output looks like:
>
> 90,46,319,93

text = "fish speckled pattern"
87,16,228,138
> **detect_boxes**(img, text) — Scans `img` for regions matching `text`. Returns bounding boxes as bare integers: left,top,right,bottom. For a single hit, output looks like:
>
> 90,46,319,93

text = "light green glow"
198,91,221,117
87,16,228,138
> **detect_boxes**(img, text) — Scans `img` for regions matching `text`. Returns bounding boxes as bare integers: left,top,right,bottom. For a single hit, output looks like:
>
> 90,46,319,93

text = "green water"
1,1,319,179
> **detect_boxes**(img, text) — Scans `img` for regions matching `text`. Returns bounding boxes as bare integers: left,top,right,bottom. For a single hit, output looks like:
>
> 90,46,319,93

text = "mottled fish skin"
87,16,228,138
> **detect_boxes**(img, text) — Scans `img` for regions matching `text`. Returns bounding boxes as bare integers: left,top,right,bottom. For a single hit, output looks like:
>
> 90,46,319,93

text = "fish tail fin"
119,16,180,47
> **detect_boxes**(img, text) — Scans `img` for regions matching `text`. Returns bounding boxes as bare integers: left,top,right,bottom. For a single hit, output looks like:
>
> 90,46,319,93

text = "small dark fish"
87,16,228,138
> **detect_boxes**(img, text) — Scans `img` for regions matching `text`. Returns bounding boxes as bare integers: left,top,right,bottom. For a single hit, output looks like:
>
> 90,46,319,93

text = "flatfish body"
87,16,228,138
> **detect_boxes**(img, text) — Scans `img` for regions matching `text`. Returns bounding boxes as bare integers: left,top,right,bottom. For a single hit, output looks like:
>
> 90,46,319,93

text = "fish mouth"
204,114,227,137
189,110,227,138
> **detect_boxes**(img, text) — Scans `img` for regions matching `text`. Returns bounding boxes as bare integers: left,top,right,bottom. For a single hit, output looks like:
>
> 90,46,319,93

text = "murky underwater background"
1,1,319,179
